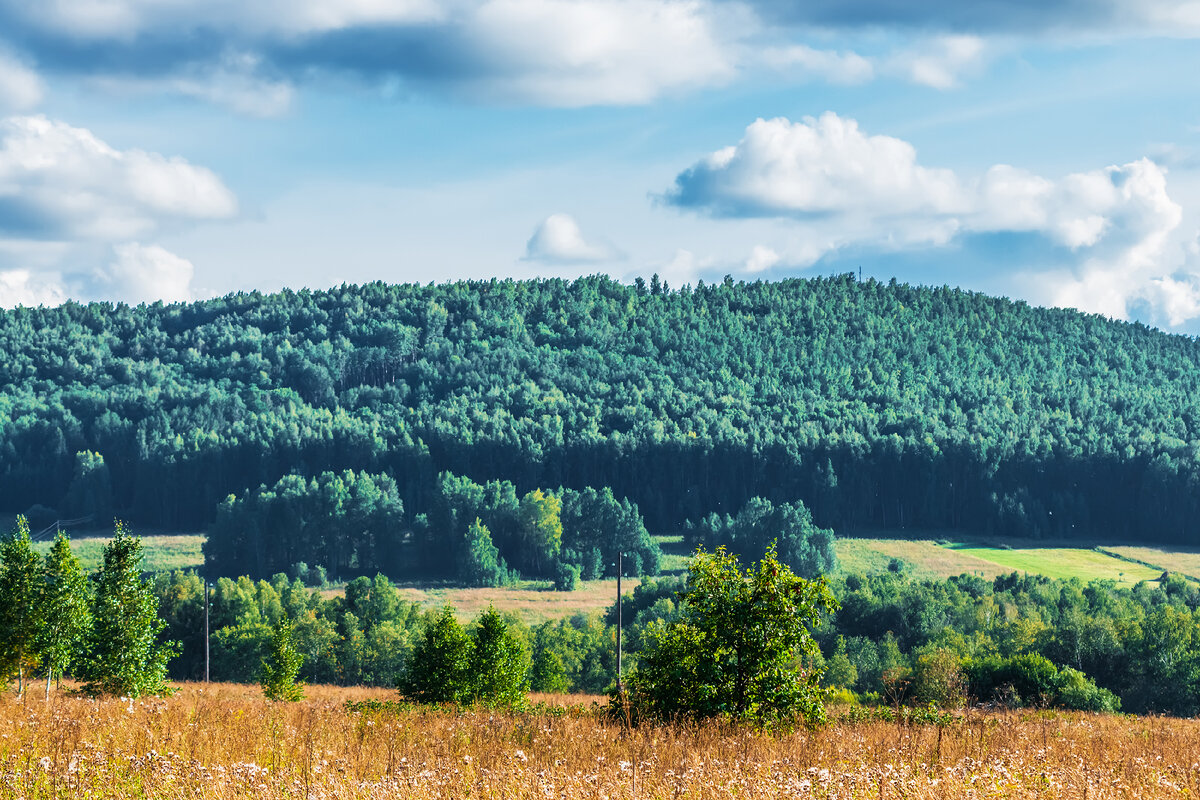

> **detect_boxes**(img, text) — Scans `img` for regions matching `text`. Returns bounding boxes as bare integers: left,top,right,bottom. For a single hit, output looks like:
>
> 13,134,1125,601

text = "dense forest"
4,275,1200,580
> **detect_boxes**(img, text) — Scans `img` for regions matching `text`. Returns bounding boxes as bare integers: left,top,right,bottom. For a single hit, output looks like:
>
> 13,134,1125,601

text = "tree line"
0,518,173,698
4,275,1200,583
9,516,1200,717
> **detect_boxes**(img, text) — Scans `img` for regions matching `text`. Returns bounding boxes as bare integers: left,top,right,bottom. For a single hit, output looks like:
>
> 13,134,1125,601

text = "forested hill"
3,274,1200,562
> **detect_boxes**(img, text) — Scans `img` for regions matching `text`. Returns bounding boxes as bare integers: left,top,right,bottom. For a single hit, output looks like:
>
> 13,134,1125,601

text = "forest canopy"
3,274,1200,579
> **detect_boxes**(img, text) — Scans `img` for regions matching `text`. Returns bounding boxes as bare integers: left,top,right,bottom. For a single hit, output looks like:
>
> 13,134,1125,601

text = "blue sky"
2,1,1200,332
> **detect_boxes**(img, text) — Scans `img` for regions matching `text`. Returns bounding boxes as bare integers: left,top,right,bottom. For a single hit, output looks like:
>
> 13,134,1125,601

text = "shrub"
624,544,838,727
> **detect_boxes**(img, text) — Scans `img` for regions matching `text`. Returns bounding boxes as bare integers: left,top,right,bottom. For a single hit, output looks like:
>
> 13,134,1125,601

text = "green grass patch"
835,538,1011,580
33,534,205,574
947,545,1162,585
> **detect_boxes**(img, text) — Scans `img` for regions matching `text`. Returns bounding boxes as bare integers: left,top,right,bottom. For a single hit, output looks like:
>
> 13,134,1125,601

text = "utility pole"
616,550,623,693
204,579,210,683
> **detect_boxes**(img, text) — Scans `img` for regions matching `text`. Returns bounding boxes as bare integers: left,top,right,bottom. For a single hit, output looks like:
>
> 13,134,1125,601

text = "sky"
2,1,1200,332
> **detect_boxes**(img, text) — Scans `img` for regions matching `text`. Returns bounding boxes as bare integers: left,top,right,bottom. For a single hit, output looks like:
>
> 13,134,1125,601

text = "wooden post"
204,580,210,683
616,550,623,692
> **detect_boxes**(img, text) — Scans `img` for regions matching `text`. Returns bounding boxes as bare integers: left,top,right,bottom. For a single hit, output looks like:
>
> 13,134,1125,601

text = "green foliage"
261,616,305,701
398,606,474,704
460,518,512,587
530,648,570,694
35,532,92,694
62,450,113,521
517,489,562,576
625,545,839,726
204,470,405,580
399,606,531,707
553,560,580,591
80,522,178,697
689,497,837,578
469,607,530,707
0,516,43,692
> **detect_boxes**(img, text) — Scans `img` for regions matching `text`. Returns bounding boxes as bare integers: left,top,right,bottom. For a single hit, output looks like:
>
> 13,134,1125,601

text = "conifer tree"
470,607,529,707
0,516,42,695
398,605,473,703
35,532,92,699
81,521,178,697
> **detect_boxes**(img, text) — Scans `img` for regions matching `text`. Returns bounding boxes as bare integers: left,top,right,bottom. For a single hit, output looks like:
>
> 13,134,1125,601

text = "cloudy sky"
2,1,1200,331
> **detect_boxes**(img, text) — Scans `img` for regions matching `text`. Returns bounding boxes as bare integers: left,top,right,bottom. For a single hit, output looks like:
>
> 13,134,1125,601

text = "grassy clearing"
838,535,1171,586
1101,545,1200,580
2,682,1198,798
834,537,1011,580
385,577,642,623
948,545,1162,585
32,534,205,574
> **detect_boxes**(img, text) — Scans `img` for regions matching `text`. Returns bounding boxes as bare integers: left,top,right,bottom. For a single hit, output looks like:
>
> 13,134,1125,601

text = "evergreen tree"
398,606,473,704
460,518,510,587
0,516,42,695
35,532,92,699
261,616,305,701
469,607,529,707
81,522,178,697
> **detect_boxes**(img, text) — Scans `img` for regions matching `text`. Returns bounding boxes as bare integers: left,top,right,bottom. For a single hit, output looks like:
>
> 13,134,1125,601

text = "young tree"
35,532,92,699
470,607,529,707
625,545,838,727
261,616,305,701
81,522,178,697
398,606,473,703
0,516,43,695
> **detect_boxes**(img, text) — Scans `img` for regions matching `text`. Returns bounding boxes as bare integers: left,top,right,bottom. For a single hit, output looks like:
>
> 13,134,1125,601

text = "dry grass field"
1,683,1197,799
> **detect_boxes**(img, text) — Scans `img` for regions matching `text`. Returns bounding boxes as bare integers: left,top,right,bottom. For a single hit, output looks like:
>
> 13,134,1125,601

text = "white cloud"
0,114,237,240
0,52,42,111
524,213,621,262
761,44,874,84
0,114,234,304
668,113,1194,324
0,268,65,307
667,113,964,218
744,244,780,272
886,36,987,90
94,242,196,304
464,0,740,105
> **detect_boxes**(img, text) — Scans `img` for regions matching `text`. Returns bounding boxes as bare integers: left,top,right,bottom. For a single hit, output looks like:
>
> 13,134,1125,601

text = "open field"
834,537,1013,580
2,682,1198,798
837,536,1173,586
381,577,643,623
1101,545,1200,581
32,534,205,574
949,545,1163,585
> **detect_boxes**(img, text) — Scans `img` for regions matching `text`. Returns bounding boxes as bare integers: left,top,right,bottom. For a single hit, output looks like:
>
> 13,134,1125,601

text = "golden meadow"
0,683,1197,799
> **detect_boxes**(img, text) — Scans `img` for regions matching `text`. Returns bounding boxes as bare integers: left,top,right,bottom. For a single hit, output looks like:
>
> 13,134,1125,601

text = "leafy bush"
624,545,838,727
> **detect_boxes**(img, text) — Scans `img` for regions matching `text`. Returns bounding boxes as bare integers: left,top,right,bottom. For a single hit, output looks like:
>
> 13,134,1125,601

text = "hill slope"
3,274,1200,570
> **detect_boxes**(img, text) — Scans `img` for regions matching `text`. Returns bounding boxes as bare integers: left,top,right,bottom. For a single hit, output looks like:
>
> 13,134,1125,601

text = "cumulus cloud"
666,112,1194,324
0,115,236,240
0,114,234,305
524,213,621,263
93,242,196,304
666,113,964,219
0,267,66,307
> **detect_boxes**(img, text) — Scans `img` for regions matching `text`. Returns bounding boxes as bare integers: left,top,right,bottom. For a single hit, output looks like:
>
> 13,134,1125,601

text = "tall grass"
1,683,1197,798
